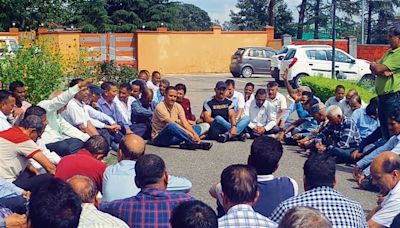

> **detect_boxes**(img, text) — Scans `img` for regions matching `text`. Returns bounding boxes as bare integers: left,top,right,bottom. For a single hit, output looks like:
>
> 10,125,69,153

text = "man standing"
371,24,400,140
100,154,193,228
151,86,212,150
203,81,249,143
0,91,15,131
367,152,400,228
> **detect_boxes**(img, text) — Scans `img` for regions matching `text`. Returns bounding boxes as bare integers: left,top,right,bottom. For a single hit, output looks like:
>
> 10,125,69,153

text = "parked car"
0,38,18,59
279,45,373,88
230,47,276,78
271,45,296,85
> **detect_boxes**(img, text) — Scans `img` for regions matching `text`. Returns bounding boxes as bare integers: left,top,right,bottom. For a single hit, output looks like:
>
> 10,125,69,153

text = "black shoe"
198,142,213,150
179,142,198,150
217,133,229,143
238,133,247,142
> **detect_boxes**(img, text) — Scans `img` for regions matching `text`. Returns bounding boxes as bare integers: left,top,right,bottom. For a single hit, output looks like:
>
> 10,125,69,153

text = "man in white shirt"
244,89,279,138
114,83,135,126
67,175,129,228
339,89,366,117
146,71,161,92
266,81,287,125
0,90,15,131
368,152,400,228
325,85,345,108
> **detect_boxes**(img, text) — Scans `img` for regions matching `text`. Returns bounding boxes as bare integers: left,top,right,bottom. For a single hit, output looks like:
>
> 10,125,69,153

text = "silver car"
230,47,276,78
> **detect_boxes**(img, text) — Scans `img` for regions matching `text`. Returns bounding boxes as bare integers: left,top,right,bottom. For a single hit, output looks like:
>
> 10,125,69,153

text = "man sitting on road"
266,81,287,126
147,71,161,92
114,83,135,127
176,83,196,125
270,154,367,227
339,89,365,117
367,152,400,228
102,134,192,202
131,89,157,140
203,81,249,143
325,85,345,108
243,82,255,102
151,86,212,150
9,81,31,111
153,79,170,104
351,97,379,141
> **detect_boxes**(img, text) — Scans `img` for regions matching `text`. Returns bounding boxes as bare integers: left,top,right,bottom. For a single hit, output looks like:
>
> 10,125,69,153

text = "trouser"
378,91,400,139
46,138,84,157
245,126,280,138
207,116,250,139
0,196,27,214
131,122,151,140
153,123,202,147
13,170,53,191
327,146,357,164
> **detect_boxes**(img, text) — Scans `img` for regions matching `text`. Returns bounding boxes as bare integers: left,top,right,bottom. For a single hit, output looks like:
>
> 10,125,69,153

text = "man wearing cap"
203,81,248,143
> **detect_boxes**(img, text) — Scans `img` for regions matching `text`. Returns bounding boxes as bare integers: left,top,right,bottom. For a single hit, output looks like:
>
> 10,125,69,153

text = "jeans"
378,92,400,139
13,170,53,191
154,123,202,147
245,126,280,138
207,116,250,139
46,138,84,157
0,196,27,214
167,176,192,193
327,147,357,164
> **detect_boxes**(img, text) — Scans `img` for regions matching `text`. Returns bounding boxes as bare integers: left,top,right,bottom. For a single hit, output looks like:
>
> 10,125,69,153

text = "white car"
270,45,296,85
0,38,18,59
279,45,373,88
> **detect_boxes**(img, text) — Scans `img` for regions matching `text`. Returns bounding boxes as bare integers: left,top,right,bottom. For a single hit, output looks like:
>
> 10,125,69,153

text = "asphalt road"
143,73,377,213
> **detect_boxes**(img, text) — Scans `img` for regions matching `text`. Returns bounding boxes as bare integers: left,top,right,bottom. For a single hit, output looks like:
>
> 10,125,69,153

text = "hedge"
301,77,377,103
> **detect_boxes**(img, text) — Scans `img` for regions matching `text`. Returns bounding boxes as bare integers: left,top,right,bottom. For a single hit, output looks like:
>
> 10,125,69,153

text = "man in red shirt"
55,135,108,191
176,83,196,125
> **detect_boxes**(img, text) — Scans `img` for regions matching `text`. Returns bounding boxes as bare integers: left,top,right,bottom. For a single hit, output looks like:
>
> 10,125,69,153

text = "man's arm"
228,109,238,136
370,63,392,77
59,116,90,141
282,69,298,100
30,152,56,175
131,101,153,117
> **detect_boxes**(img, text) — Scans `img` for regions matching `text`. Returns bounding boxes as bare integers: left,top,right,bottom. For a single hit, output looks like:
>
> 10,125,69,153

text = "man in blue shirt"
102,134,192,202
351,97,379,140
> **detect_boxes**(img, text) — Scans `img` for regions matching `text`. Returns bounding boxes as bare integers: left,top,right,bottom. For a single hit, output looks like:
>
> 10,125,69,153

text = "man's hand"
22,191,30,200
5,213,27,228
105,124,121,133
315,142,326,153
12,108,24,117
230,126,237,138
282,69,288,81
383,71,394,77
254,127,266,135
351,150,363,160
77,78,94,89
191,133,201,143
292,133,302,140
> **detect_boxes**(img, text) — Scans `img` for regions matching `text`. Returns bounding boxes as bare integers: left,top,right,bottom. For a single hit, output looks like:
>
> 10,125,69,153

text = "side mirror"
350,59,356,64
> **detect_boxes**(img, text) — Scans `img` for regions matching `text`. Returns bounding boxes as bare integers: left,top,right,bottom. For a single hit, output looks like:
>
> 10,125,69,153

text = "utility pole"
331,0,337,79
361,0,365,44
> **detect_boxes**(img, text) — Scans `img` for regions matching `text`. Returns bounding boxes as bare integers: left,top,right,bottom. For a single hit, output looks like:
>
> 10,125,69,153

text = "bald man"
102,134,192,202
367,152,400,228
67,175,128,228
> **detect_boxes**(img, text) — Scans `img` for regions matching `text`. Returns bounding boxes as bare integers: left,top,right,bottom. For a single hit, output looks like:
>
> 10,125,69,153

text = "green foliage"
301,77,376,103
98,61,137,85
0,41,65,104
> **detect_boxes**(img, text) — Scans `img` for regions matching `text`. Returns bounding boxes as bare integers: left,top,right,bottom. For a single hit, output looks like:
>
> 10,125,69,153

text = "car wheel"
241,67,253,78
359,74,375,85
294,74,308,88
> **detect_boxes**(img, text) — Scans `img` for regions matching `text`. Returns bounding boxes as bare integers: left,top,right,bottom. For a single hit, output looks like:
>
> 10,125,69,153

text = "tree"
274,1,296,37
297,0,308,39
171,3,212,31
68,0,111,33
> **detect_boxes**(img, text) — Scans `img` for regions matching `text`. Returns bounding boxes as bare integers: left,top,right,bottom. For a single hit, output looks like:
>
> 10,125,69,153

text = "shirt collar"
389,181,400,197
227,204,254,214
72,98,85,107
98,96,108,106
0,111,7,120
389,47,400,53
140,188,168,196
257,174,274,182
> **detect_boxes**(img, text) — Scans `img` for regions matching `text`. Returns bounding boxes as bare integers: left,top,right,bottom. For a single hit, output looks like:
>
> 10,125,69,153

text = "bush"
301,77,377,103
0,41,66,104
98,60,137,85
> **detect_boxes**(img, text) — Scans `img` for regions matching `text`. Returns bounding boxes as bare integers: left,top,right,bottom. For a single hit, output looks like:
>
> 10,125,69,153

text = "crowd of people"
0,25,399,228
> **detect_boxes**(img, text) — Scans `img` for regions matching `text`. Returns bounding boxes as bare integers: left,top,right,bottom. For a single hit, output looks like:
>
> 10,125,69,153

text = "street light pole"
361,0,365,44
331,0,337,79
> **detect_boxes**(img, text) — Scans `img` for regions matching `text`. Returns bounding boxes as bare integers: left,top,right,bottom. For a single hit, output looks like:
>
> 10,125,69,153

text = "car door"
247,48,266,74
263,49,275,73
305,49,332,78
332,50,359,80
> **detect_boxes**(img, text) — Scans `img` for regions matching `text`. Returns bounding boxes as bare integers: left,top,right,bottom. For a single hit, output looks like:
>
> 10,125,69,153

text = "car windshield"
284,49,296,60
9,41,18,53
234,48,245,56
276,47,288,55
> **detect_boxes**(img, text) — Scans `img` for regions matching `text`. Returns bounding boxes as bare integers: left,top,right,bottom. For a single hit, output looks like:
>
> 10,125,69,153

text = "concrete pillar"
282,34,292,46
347,36,357,58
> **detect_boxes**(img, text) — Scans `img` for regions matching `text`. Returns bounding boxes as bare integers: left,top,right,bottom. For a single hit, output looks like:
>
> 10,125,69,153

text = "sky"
180,0,302,23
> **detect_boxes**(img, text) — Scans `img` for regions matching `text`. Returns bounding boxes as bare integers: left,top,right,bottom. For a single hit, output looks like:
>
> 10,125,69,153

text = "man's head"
24,105,48,126
349,94,362,111
138,70,150,81
326,105,343,125
9,81,27,102
141,88,154,105
101,81,118,103
225,79,236,99
366,97,379,119
345,89,358,104
370,151,400,194
83,135,109,160
118,134,145,162
300,91,314,105
388,109,400,135
244,82,255,98
70,78,89,103
19,115,45,142
118,83,132,103
67,175,98,204
164,86,178,107
88,84,103,104
159,79,170,96
266,81,279,100
335,85,345,102
0,90,16,115
152,71,161,85
214,81,227,101
220,164,258,212
303,154,336,191
175,83,187,103
29,178,82,228
131,80,145,99
170,200,218,228
135,154,168,189
248,136,283,175
308,100,327,123
254,89,267,108
388,24,400,49
278,206,332,228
